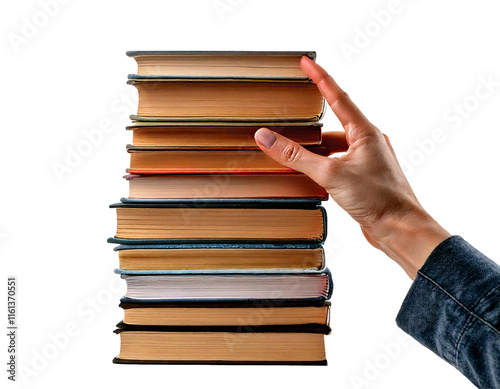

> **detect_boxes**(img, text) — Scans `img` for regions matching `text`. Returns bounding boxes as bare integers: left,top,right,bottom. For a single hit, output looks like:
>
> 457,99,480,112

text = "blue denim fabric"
396,236,500,388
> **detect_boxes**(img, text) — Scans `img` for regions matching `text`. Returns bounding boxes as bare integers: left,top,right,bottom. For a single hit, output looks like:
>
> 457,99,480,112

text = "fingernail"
255,128,277,149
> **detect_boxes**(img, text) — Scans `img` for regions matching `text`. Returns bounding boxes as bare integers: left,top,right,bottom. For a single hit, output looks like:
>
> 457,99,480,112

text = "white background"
1,0,499,388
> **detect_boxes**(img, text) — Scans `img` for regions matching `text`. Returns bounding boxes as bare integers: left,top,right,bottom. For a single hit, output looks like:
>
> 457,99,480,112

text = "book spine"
320,206,328,242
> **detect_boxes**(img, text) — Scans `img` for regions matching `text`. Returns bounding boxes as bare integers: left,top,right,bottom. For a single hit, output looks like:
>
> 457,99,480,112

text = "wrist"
373,206,451,279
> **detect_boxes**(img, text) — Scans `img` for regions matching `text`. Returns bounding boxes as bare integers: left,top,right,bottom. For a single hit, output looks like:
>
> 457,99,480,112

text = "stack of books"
108,51,333,365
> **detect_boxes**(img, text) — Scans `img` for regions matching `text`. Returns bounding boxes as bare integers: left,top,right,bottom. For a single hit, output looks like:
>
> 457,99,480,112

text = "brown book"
117,246,324,271
126,146,328,174
120,301,330,326
128,79,324,121
114,325,328,365
125,174,327,200
127,122,321,148
111,204,326,242
127,50,316,79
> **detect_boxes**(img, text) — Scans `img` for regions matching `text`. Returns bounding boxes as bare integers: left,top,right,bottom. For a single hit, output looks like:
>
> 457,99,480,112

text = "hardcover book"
126,50,316,80
126,145,329,174
127,121,322,148
125,173,328,200
119,299,331,326
116,268,333,301
127,79,325,121
115,243,325,271
113,321,329,365
110,202,327,243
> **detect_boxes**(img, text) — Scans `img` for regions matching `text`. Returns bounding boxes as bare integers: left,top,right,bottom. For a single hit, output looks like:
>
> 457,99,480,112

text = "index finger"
300,56,372,141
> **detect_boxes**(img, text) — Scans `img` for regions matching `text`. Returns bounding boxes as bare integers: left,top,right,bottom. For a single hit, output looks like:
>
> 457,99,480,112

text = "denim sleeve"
396,235,500,388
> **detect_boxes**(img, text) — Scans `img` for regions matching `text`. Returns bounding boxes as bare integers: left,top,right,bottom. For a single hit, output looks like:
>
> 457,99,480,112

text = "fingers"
300,56,374,142
321,131,348,154
255,128,331,182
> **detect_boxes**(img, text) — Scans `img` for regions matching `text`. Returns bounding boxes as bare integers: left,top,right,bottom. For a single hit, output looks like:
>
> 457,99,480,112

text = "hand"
255,56,451,279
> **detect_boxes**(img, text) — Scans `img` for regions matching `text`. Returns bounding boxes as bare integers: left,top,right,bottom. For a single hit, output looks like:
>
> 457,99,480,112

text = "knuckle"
316,73,331,85
339,90,350,101
353,125,383,144
282,144,302,164
328,90,350,107
373,126,384,137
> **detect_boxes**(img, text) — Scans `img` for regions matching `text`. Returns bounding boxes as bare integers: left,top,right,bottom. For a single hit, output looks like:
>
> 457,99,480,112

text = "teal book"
114,242,324,271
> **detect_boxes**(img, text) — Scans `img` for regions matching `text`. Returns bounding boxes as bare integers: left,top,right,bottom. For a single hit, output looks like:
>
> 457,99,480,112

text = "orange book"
127,122,322,148
125,174,327,200
126,146,328,174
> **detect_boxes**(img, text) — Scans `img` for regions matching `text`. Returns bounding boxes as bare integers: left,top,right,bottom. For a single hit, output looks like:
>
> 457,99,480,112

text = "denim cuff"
396,235,500,386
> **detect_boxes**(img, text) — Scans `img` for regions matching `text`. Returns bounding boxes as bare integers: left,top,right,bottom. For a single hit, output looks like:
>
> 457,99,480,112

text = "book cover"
115,268,334,301
126,50,316,81
109,202,327,244
127,79,325,122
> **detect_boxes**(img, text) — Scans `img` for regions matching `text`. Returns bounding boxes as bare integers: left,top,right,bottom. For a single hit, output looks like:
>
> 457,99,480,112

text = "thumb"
255,128,330,182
